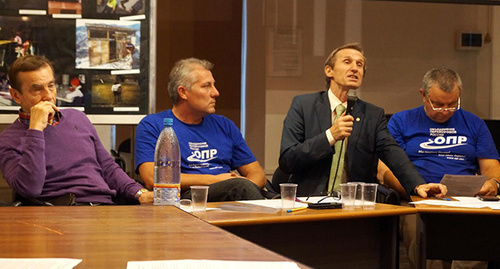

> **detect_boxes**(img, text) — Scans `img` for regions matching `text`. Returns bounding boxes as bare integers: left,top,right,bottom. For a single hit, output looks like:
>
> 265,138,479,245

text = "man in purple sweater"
0,55,153,205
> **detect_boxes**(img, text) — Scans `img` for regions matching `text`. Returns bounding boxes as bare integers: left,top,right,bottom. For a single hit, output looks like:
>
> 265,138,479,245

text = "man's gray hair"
168,58,214,105
422,67,462,96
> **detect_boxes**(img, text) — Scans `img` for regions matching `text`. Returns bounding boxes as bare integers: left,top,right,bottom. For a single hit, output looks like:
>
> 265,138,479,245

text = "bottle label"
153,183,181,205
154,183,180,190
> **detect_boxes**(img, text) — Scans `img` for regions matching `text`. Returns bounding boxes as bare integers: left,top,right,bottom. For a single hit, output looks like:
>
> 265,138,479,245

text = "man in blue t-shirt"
379,67,500,197
378,67,500,269
135,58,266,201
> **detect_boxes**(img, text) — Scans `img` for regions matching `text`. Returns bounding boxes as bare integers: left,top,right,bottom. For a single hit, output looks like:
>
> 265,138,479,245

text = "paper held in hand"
439,174,487,197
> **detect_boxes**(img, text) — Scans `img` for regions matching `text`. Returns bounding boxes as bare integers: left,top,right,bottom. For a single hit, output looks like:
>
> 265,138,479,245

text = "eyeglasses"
427,97,460,112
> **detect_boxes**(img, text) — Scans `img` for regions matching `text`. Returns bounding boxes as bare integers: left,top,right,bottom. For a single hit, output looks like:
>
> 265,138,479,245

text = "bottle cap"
163,118,173,126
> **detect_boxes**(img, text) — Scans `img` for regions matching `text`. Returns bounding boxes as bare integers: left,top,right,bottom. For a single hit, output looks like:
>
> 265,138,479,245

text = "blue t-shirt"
135,110,256,176
388,106,499,183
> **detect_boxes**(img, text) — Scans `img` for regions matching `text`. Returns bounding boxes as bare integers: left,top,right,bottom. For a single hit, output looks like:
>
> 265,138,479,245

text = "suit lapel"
350,99,364,142
316,91,331,132
346,99,364,173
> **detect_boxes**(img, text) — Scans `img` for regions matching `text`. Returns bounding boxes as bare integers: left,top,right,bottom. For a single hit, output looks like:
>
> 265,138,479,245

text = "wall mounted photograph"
0,0,150,116
48,0,82,15
96,0,145,16
75,19,140,70
0,72,13,107
56,73,87,108
91,74,141,108
0,16,49,69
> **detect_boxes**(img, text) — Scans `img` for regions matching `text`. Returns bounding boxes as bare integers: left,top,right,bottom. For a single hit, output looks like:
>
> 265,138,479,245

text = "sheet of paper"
218,203,281,213
237,199,308,209
454,196,500,209
127,259,301,269
179,205,220,213
440,174,487,196
411,196,500,209
0,258,81,269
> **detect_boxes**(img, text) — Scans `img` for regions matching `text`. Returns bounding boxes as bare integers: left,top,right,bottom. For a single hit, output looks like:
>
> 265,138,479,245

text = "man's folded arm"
0,130,47,199
138,161,240,190
279,131,333,174
373,111,429,196
236,161,266,188
93,129,141,199
377,160,409,199
279,96,336,174
279,104,333,174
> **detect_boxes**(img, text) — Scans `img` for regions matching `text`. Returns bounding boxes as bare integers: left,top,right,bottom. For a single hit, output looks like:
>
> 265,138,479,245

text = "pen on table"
431,197,451,201
287,207,308,213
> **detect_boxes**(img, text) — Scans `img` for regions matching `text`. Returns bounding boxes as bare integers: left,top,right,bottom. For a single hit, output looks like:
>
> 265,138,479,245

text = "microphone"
346,90,358,115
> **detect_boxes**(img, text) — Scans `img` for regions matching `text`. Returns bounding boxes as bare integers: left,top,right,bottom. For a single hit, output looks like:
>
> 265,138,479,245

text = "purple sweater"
0,109,142,204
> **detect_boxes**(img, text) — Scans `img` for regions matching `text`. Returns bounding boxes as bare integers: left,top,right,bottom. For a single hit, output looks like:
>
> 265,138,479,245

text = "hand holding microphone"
330,90,358,141
346,89,358,116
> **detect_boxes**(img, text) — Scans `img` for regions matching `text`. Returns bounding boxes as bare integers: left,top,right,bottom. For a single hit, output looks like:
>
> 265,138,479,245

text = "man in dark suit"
279,43,446,198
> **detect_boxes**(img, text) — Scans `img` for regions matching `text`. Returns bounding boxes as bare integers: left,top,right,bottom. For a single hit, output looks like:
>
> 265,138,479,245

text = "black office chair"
111,149,126,171
111,139,130,172
376,184,400,205
258,166,292,199
271,166,290,193
261,180,281,199
111,138,142,205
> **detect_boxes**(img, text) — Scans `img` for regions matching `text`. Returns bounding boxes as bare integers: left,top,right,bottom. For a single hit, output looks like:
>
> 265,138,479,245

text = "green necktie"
328,104,346,195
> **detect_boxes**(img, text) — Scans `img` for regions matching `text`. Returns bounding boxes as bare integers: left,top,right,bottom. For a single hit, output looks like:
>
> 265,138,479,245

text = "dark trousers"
181,177,264,202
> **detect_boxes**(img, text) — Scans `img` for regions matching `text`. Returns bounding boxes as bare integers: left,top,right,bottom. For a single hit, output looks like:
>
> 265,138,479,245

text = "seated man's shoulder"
390,107,417,121
207,113,230,122
204,113,237,129
459,109,482,120
62,108,87,119
359,99,383,112
0,123,22,142
293,90,325,102
350,99,385,117
138,110,171,126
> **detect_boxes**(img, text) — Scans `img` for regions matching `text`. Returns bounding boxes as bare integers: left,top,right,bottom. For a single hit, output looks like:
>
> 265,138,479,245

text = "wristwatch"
491,178,500,191
135,188,149,200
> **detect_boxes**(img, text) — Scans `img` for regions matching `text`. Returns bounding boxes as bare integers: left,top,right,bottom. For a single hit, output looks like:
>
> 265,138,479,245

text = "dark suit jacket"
279,91,424,197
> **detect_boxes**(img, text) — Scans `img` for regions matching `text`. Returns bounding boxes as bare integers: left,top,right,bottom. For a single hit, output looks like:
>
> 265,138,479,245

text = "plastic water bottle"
153,118,181,206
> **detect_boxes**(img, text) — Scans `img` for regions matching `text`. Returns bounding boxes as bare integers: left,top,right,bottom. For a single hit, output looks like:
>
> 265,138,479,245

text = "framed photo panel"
0,0,151,116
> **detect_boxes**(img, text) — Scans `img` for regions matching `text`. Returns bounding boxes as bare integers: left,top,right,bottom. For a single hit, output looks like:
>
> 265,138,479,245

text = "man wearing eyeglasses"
380,67,500,195
379,67,500,269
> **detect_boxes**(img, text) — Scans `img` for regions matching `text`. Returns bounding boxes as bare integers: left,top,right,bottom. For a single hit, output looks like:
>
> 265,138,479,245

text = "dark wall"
484,120,500,156
155,0,242,126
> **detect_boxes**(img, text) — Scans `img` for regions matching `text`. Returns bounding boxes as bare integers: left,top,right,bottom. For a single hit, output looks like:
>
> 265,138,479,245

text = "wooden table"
412,196,500,268
0,205,308,268
194,202,416,269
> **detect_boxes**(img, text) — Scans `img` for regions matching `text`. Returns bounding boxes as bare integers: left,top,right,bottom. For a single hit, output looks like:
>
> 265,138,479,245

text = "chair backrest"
271,166,290,192
376,184,400,205
111,150,126,171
